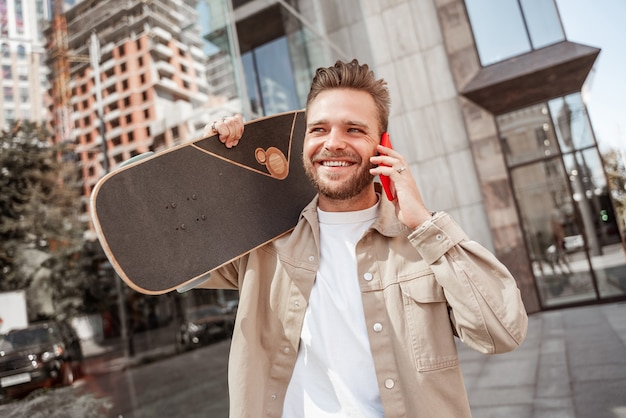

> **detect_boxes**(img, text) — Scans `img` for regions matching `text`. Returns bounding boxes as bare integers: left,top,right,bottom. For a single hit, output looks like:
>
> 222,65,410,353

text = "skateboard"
91,110,316,295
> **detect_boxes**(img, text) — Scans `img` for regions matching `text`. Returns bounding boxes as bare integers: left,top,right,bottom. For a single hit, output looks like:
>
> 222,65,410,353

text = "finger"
203,120,218,137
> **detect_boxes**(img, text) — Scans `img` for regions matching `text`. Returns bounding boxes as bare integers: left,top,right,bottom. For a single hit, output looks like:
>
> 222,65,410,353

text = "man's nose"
323,129,346,150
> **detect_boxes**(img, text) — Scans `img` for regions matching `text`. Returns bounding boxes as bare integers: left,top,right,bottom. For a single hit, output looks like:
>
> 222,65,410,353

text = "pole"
90,32,131,358
90,32,109,174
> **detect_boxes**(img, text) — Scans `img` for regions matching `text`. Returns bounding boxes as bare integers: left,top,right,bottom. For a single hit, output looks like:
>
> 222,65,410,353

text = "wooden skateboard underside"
91,110,315,294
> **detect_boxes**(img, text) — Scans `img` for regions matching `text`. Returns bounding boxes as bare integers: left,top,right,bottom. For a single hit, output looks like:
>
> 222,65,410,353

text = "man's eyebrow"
307,119,328,127
306,119,369,128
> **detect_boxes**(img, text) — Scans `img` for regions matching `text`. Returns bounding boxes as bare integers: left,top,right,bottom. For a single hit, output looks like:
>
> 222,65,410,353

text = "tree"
0,121,95,320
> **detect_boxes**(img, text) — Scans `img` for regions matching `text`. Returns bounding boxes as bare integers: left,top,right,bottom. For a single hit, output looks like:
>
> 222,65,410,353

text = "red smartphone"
379,132,394,201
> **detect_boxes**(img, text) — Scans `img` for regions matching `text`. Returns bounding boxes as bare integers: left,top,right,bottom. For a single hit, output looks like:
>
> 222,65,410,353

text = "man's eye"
348,128,364,133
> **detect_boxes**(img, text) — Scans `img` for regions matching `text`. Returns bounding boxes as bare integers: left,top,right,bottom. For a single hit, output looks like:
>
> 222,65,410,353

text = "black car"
177,305,235,351
0,321,84,400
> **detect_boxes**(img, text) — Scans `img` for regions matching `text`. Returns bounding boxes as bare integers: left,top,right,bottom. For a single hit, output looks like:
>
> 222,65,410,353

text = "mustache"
310,151,362,163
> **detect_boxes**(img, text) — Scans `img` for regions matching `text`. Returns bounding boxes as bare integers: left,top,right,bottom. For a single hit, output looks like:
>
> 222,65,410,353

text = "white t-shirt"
282,202,383,417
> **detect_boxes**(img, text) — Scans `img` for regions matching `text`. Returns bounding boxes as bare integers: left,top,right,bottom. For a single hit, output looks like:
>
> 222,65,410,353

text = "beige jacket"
201,187,528,417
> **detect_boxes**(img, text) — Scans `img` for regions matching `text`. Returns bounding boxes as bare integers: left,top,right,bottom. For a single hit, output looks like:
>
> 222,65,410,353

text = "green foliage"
0,121,95,319
602,148,626,211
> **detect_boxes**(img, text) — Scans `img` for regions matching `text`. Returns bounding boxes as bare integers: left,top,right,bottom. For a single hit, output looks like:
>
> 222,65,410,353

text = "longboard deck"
91,110,315,295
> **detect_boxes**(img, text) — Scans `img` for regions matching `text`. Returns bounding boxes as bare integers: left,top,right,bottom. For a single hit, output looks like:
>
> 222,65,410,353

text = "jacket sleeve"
194,258,242,290
408,212,528,354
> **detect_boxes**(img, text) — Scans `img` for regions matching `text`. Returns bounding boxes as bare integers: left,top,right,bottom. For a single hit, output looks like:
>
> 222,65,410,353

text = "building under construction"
45,0,239,205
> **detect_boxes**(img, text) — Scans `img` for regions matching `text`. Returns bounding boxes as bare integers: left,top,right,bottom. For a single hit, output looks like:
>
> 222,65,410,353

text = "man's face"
303,88,380,202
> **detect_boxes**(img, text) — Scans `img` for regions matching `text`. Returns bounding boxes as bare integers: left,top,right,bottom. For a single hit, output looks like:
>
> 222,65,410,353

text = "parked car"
0,321,84,400
177,305,235,351
223,299,239,315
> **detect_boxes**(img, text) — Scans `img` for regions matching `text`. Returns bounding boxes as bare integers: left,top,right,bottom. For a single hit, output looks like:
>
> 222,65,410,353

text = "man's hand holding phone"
371,133,433,229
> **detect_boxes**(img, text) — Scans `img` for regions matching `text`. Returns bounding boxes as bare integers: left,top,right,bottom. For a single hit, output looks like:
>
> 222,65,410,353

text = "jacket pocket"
399,274,459,372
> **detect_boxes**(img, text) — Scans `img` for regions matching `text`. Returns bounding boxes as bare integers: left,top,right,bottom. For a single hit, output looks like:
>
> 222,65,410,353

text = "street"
0,338,231,418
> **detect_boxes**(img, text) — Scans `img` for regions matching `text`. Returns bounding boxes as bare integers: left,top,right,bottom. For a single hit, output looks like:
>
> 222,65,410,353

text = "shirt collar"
300,183,411,238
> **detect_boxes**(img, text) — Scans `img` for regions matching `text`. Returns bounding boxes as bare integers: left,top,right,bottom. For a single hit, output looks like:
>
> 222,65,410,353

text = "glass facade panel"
465,0,564,66
510,160,596,307
241,37,299,117
465,0,531,65
499,103,560,166
550,93,595,153
498,96,626,308
519,0,564,48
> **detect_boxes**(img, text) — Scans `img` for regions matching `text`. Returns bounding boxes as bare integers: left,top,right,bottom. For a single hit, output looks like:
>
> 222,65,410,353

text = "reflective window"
241,36,299,117
497,95,626,308
549,93,595,153
465,0,564,66
519,0,564,48
499,103,560,166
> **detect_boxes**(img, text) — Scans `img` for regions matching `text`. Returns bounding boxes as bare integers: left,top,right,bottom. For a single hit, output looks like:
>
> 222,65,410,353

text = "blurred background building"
0,0,51,126
4,0,625,318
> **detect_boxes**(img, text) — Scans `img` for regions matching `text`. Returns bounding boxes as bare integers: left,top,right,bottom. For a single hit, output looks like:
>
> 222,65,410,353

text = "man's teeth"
323,161,351,167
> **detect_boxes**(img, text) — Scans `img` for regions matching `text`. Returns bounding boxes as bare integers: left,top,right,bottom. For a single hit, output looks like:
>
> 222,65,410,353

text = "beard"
303,151,375,201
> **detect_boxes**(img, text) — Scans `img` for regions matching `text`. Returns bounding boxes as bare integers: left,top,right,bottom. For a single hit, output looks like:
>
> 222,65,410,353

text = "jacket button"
271,393,277,400
435,234,443,241
308,255,315,261
363,272,373,281
283,346,290,354
373,323,383,332
385,378,395,389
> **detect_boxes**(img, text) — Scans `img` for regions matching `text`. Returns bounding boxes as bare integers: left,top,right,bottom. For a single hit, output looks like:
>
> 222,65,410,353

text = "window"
241,36,299,117
4,86,13,102
15,0,24,35
2,64,10,79
496,94,626,307
464,0,564,66
0,1,7,37
17,66,27,81
17,45,26,59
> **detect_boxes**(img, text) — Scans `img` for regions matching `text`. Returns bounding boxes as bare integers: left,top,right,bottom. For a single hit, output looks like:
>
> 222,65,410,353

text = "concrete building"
200,0,626,313
0,0,51,128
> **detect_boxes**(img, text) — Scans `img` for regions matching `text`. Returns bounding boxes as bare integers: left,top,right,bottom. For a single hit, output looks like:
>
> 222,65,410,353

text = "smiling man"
202,59,528,418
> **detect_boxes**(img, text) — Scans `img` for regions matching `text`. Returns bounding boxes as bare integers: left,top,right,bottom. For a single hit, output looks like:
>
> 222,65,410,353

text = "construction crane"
48,0,89,145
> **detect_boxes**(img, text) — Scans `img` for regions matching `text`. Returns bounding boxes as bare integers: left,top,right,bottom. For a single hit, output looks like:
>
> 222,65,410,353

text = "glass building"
197,0,625,312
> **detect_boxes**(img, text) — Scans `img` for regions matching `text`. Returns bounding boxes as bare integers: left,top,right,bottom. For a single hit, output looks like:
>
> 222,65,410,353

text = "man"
203,59,527,417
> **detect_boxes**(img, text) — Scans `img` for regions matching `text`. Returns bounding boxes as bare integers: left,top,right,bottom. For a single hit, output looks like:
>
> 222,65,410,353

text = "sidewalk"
79,303,626,417
457,302,626,418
